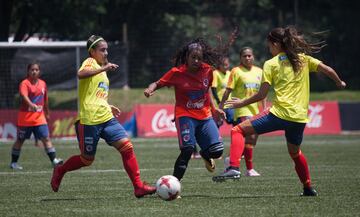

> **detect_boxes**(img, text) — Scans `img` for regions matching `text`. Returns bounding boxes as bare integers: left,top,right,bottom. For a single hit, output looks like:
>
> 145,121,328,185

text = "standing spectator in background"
214,26,346,196
51,35,156,198
211,56,234,128
10,62,63,170
219,47,265,177
144,38,226,181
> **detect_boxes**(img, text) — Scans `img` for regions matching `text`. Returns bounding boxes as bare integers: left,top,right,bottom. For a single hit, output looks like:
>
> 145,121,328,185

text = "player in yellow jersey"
51,35,156,198
214,26,346,197
211,57,234,127
219,47,265,177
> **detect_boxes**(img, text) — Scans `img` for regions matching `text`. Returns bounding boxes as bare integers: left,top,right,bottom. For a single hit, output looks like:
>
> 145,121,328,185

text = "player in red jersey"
10,62,63,170
144,38,227,181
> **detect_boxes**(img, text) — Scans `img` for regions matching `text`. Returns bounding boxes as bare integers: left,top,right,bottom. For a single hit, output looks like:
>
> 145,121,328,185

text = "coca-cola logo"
186,99,205,109
307,104,324,128
151,109,176,133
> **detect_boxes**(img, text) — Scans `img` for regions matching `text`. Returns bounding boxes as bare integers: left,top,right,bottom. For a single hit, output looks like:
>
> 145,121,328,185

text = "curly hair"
267,26,326,73
173,28,239,69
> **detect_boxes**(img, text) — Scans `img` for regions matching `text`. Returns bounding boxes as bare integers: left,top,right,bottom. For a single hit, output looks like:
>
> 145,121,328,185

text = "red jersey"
157,63,213,120
17,78,48,126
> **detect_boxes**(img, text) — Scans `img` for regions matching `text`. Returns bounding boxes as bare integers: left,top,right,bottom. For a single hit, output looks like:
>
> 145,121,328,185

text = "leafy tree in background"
1,0,359,93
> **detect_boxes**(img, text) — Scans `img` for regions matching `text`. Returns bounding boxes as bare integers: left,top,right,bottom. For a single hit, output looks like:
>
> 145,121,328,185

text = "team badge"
203,79,209,87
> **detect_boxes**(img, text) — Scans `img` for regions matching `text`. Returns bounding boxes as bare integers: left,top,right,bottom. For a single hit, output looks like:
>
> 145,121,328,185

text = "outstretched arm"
144,81,163,98
225,82,270,109
317,63,346,89
78,62,119,79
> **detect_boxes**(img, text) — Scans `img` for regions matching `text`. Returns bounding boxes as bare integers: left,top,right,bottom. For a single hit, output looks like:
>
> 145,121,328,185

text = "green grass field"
1,135,360,217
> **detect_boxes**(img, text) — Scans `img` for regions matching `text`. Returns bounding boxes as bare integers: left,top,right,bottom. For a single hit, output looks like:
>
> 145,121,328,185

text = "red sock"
120,148,142,189
244,144,253,170
59,155,87,174
290,150,311,188
229,126,245,168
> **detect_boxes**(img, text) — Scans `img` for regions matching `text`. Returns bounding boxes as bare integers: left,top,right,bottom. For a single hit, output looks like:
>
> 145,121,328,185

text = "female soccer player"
219,47,265,177
214,26,346,196
51,35,156,198
144,38,226,181
211,56,234,127
10,62,63,170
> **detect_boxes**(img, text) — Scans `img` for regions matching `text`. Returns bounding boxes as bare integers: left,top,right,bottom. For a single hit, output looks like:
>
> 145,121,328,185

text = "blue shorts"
175,116,222,151
223,108,235,125
17,124,49,141
233,116,251,125
75,118,128,156
251,112,306,145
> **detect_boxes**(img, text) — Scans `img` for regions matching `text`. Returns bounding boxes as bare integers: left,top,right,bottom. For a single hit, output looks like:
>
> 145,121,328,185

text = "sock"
45,147,56,162
120,148,142,189
58,155,87,174
244,144,253,170
290,150,311,188
229,126,245,169
11,148,21,163
173,147,193,180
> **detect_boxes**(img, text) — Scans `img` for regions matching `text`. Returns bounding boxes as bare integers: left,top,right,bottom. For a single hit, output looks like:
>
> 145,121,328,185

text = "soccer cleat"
134,182,156,198
203,158,216,173
212,167,241,182
10,162,23,170
52,158,64,167
245,169,261,177
51,165,64,192
301,187,318,196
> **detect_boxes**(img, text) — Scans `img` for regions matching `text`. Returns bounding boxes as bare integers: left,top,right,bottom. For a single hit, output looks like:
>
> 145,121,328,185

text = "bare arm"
225,82,270,109
144,81,164,98
218,88,232,109
211,87,220,105
43,94,50,120
21,94,38,112
317,63,346,89
78,62,119,79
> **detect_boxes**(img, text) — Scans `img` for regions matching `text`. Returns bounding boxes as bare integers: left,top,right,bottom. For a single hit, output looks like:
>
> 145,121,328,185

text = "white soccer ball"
156,175,181,201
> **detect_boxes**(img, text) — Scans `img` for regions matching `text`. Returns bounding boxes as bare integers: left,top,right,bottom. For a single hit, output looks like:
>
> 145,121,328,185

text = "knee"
208,142,224,159
180,146,194,160
80,155,94,166
116,139,134,154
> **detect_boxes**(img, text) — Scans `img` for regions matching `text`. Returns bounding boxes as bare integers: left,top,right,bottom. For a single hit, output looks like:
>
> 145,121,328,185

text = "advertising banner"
135,101,341,138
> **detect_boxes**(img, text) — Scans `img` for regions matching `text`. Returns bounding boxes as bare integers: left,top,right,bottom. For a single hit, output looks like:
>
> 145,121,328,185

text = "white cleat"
10,162,23,170
52,158,64,167
212,168,241,182
245,169,261,177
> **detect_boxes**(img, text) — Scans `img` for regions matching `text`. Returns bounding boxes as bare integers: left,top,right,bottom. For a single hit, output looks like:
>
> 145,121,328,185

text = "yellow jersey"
77,58,113,125
211,69,231,106
227,65,263,118
262,52,321,123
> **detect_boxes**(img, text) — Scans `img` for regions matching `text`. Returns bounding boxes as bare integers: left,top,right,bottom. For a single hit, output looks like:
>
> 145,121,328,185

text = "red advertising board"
135,101,341,138
0,101,341,140
0,110,134,140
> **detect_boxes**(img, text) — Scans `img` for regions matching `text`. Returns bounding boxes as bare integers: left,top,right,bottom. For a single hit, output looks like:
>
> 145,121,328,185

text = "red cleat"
134,182,156,198
51,165,64,192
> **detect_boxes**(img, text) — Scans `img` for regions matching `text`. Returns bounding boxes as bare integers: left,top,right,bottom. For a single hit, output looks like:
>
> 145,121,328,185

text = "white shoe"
245,169,261,177
10,162,23,170
52,158,64,167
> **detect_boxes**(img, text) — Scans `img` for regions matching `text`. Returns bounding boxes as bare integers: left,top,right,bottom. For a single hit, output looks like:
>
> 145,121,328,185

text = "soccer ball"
156,175,181,201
